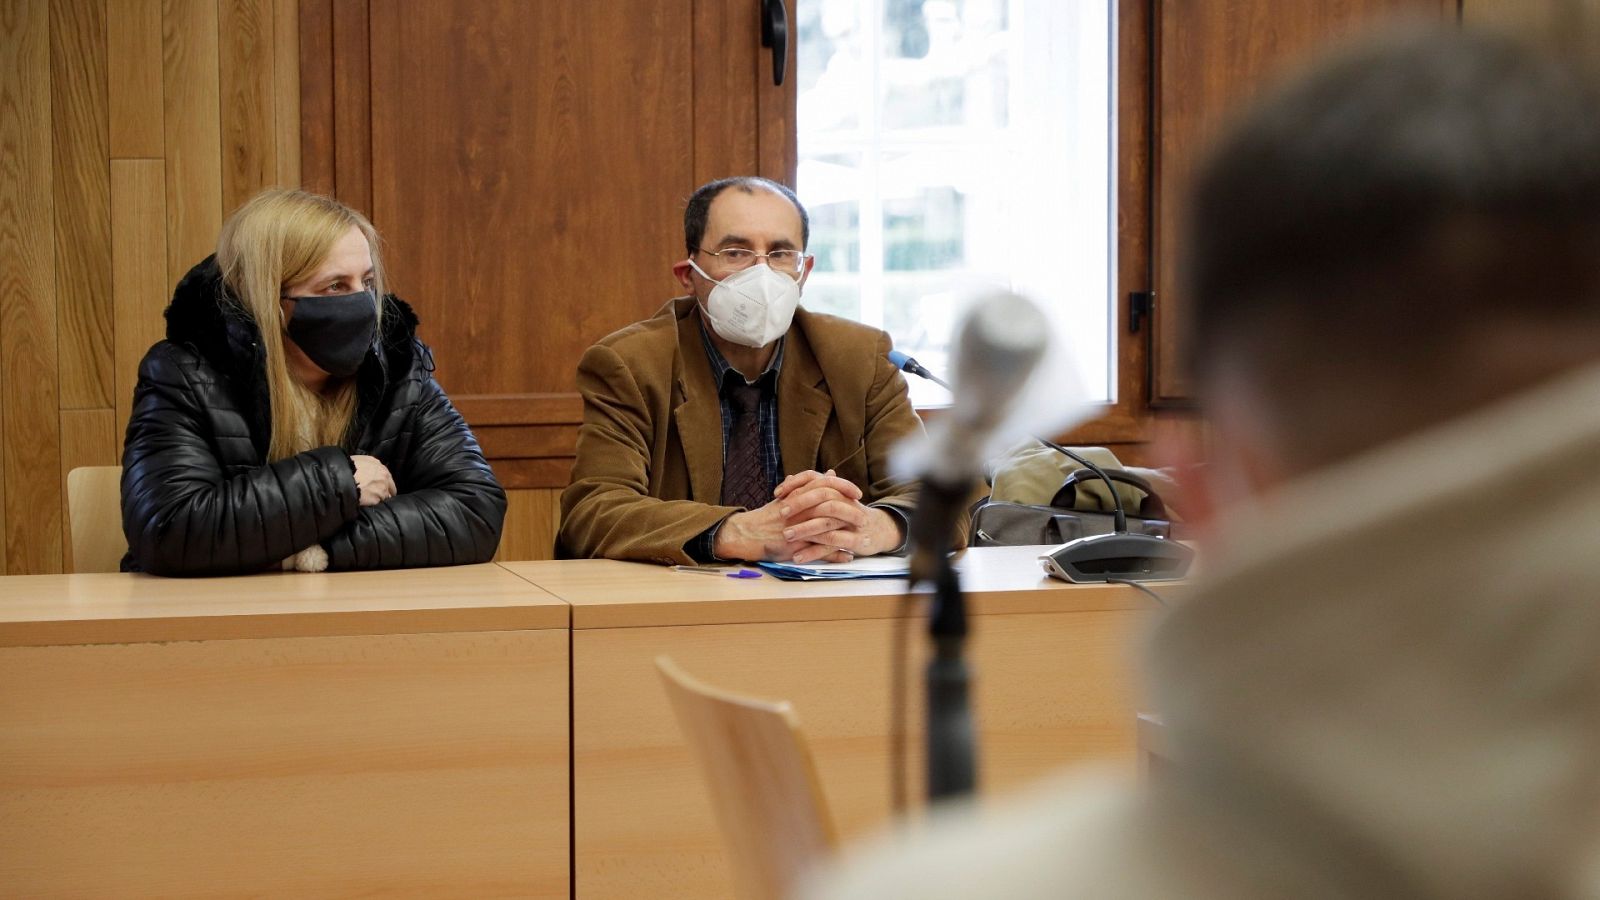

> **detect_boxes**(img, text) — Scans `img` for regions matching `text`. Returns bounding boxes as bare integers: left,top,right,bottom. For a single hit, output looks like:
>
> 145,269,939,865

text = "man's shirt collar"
698,319,785,392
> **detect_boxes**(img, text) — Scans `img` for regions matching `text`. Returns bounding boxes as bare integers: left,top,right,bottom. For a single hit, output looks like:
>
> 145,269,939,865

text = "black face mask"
283,290,377,378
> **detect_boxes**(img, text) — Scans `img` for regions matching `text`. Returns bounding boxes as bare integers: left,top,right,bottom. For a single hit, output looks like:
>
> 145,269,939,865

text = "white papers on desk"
756,556,912,581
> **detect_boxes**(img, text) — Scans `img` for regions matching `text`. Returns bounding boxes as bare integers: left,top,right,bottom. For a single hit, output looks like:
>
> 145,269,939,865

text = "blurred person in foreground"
806,21,1600,900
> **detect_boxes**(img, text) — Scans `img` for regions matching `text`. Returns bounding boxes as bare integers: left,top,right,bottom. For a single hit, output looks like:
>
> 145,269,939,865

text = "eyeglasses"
696,246,808,275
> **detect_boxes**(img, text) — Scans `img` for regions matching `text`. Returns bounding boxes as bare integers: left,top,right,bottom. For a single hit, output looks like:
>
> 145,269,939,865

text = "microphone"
888,350,950,390
893,348,1194,585
902,291,1050,804
906,292,1049,577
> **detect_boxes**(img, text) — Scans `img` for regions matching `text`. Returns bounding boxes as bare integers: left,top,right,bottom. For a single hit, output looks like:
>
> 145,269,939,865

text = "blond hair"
215,188,386,462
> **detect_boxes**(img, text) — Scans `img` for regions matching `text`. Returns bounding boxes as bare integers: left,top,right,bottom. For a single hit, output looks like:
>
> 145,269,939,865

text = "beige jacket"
808,361,1600,899
558,298,924,564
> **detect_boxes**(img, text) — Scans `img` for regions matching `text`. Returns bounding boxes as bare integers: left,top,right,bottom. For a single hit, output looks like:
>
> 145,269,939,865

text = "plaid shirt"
686,326,784,561
684,324,910,562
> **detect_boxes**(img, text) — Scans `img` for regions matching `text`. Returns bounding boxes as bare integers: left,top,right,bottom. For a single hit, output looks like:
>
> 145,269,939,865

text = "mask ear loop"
685,257,723,285
684,258,722,331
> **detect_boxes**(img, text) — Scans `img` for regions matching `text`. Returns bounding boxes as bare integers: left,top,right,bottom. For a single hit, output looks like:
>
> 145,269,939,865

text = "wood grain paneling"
272,0,299,184
58,408,117,570
3,0,294,573
692,0,759,184
0,629,570,898
111,159,169,440
451,392,584,426
331,0,369,214
1,0,62,575
51,0,113,410
219,0,277,212
161,0,223,287
1151,0,1450,404
475,423,578,460
107,0,162,158
1463,0,1573,25
297,0,333,194
495,487,562,561
492,458,575,491
362,0,693,404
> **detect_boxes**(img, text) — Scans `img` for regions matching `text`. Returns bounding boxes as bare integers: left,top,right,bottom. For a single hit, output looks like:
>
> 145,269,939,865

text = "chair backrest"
67,466,125,573
656,656,837,900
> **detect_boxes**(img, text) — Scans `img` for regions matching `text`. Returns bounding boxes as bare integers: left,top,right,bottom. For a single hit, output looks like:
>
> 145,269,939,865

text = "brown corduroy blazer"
558,297,924,564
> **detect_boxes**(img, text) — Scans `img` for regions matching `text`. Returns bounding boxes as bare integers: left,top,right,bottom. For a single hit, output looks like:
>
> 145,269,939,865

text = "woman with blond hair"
120,188,505,575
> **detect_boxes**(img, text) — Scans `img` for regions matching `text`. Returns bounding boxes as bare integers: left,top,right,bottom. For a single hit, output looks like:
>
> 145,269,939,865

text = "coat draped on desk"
120,256,506,576
807,361,1600,900
559,297,925,564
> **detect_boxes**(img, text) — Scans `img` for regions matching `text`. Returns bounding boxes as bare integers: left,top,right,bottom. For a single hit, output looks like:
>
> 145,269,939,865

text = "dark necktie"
720,381,768,510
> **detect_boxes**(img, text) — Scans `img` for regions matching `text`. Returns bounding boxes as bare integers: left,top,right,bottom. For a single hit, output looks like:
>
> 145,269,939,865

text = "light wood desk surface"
508,546,1164,900
500,544,1148,628
0,562,567,647
0,565,571,899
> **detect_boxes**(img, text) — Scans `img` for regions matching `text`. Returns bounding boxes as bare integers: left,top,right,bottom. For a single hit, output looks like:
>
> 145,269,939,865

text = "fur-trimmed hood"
163,255,428,457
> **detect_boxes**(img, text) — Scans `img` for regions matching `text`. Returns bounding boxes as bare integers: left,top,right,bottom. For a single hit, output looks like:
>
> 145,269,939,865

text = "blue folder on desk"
755,557,912,581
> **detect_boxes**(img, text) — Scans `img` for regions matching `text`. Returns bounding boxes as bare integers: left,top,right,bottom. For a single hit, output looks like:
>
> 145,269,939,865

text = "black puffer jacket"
121,256,506,576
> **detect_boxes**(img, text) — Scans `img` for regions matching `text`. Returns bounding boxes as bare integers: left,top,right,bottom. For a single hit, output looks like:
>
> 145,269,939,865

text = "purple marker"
727,569,762,579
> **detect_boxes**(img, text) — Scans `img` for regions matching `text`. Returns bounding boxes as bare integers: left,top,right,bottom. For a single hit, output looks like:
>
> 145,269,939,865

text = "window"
797,0,1116,406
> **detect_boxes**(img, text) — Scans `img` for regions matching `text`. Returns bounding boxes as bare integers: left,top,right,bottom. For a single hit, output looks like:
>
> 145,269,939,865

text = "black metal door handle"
761,0,788,86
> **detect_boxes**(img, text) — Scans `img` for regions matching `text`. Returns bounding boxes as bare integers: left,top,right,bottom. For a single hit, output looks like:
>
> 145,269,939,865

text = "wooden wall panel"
1463,0,1575,25
111,159,169,438
219,0,277,212
1,0,63,575
297,0,333,194
58,408,117,570
475,424,578,461
1151,0,1451,404
361,0,693,407
492,459,574,493
330,0,369,214
108,0,163,158
692,0,759,185
161,0,223,287
50,0,113,410
272,0,300,185
494,488,562,562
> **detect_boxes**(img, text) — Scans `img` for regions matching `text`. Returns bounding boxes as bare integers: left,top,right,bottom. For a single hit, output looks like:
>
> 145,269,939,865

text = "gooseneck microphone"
891,349,1194,585
1039,438,1127,534
887,350,950,390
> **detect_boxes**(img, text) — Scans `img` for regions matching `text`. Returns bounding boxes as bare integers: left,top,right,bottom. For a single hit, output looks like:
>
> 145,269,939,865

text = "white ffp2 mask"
688,259,801,348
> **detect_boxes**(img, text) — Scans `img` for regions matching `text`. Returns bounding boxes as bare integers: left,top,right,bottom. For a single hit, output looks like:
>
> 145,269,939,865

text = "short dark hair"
1186,24,1600,466
684,176,810,256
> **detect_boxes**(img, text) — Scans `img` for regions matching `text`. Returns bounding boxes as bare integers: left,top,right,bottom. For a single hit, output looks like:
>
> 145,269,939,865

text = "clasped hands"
713,469,904,564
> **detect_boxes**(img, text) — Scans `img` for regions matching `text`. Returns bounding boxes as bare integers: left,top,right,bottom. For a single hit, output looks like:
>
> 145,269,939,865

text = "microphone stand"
891,315,1047,804
908,472,977,802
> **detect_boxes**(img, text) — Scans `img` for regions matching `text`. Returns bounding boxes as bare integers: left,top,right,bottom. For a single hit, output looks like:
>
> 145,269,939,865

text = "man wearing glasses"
559,176,924,565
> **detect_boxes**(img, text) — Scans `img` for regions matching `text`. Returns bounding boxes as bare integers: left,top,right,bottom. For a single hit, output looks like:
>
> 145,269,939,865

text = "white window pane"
798,0,1115,404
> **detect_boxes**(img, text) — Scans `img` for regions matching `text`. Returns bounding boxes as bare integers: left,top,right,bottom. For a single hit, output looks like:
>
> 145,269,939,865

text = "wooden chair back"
656,656,838,900
67,465,125,573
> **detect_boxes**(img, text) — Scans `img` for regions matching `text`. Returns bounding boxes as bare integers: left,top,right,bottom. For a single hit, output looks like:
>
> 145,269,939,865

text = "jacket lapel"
778,317,830,476
672,302,726,503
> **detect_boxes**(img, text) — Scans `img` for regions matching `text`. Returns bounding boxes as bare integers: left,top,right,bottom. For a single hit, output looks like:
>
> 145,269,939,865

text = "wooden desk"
504,546,1161,900
0,566,570,899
